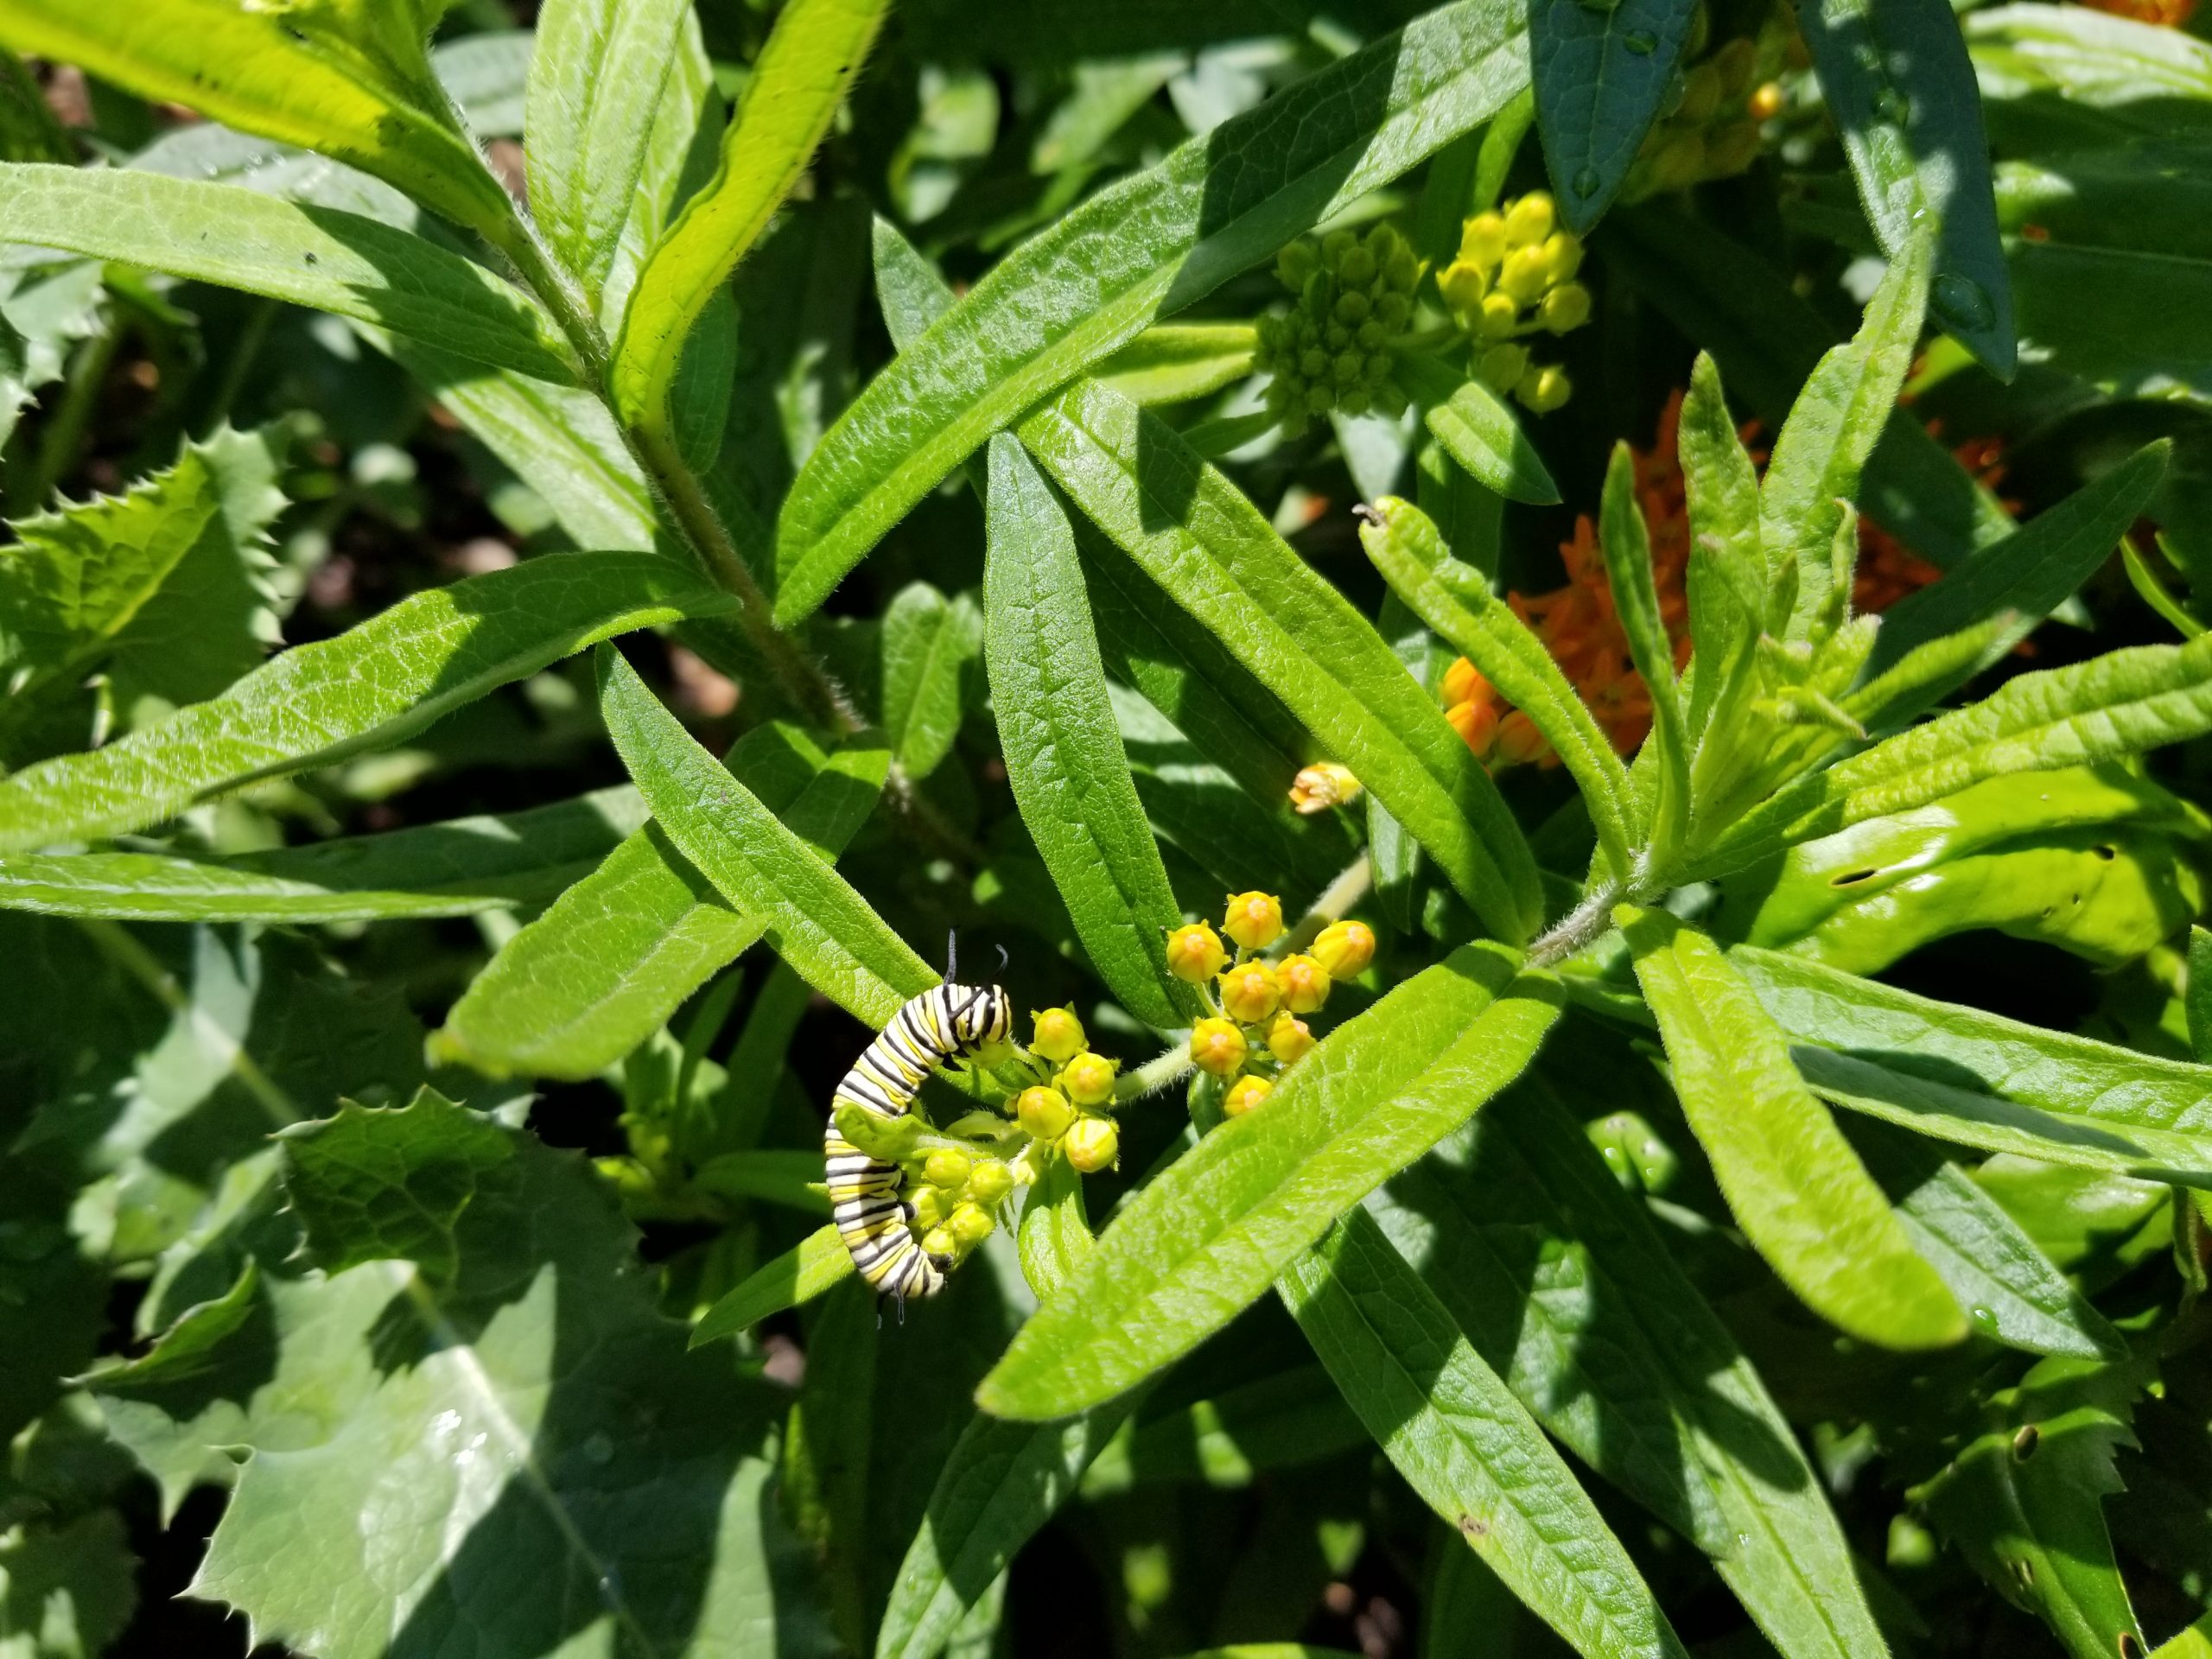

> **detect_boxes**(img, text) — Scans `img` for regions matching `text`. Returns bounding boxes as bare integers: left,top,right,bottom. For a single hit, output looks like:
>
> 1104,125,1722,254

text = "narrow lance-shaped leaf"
880,583,982,782
0,166,578,384
775,0,1534,621
610,0,888,428
1281,1210,1690,1659
1624,906,1967,1350
1597,442,1689,861
692,1224,855,1344
1398,353,1559,505
1676,351,1765,747
1358,495,1637,884
1797,0,2015,374
1532,0,1700,231
0,553,733,855
596,645,934,1028
984,436,1198,1031
977,943,1562,1421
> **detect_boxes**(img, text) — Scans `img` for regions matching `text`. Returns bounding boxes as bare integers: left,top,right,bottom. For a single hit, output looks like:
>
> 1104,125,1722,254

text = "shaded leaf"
691,1224,854,1345
1532,0,1699,231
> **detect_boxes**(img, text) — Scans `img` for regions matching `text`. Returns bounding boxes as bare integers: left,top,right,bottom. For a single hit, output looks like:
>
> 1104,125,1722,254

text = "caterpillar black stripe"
824,978,1014,1305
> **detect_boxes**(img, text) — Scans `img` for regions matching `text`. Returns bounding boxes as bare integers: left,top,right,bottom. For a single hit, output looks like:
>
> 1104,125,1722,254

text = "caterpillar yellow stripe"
824,980,1014,1305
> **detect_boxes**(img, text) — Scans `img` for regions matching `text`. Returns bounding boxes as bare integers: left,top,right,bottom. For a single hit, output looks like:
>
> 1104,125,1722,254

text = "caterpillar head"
950,981,1015,1060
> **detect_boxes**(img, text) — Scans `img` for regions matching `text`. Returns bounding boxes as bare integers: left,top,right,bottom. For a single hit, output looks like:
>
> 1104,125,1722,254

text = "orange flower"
2080,0,2194,23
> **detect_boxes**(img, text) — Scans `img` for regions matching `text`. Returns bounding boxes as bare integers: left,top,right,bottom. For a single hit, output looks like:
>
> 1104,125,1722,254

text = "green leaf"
881,582,982,782
2190,925,2212,1065
1092,324,1259,408
595,7,720,332
1624,906,1967,1350
773,0,1534,620
94,1089,828,1657
609,0,888,428
1358,495,1637,884
983,434,1198,1031
1021,384,1542,945
0,552,732,855
524,0,694,302
0,785,647,923
0,0,519,240
1279,1209,1688,1659
1762,234,1930,639
0,166,577,383
1077,1366,1367,1496
1401,357,1560,505
1916,1357,2146,1659
1598,442,1688,857
1015,1150,1096,1304
1677,352,1765,746
1531,0,1699,231
1735,943,2212,1182
977,943,1560,1420
0,1509,136,1659
1798,0,2014,373
691,1223,854,1344
1700,632,2212,878
596,645,932,1027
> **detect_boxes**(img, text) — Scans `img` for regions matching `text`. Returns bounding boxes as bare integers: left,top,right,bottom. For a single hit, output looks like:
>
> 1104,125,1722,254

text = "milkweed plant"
1,0,2209,1656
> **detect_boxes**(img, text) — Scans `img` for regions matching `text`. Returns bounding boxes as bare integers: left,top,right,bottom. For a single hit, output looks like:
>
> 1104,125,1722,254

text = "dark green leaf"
1532,0,1699,231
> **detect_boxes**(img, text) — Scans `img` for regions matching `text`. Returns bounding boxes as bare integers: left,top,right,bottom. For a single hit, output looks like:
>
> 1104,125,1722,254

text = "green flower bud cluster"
1435,193,1583,415
1622,16,1792,202
1253,223,1424,437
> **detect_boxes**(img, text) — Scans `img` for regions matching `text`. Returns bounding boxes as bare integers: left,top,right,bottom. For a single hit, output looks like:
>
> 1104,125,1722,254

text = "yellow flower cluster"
1623,26,1789,200
1435,193,1586,414
1169,892,1376,1119
1253,223,1425,437
1010,1004,1121,1174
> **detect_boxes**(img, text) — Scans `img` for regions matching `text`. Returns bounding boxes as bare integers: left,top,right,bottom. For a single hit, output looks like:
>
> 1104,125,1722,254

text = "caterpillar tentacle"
825,981,1014,1306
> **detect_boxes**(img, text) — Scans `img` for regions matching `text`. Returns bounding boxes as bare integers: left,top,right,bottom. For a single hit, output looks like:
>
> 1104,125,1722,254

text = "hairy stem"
1526,880,1623,969
1116,1044,1197,1103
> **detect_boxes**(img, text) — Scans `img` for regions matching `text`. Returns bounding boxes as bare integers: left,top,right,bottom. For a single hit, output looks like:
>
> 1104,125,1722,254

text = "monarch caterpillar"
823,966,1014,1306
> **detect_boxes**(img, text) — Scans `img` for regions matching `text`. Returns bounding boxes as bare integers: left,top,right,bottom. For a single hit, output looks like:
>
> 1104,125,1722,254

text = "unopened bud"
1441,656,1490,707
911,1185,947,1229
1503,192,1555,247
1475,293,1520,340
921,1224,956,1257
1459,211,1508,269
1539,232,1584,286
1219,960,1282,1024
925,1147,972,1189
1265,1010,1316,1064
1748,80,1785,121
1539,283,1591,334
1311,919,1376,981
1518,365,1573,414
1016,1085,1075,1141
967,1159,1014,1205
1064,1116,1119,1173
1276,954,1332,1014
1478,342,1529,391
1190,1017,1249,1077
1059,1051,1119,1107
1166,922,1229,982
1222,890,1285,950
1333,289,1371,326
1446,696,1500,757
1276,240,1319,289
1321,228,1357,267
1224,1075,1274,1117
950,1202,995,1245
1338,245,1377,289
1495,708,1551,764
1498,245,1550,305
1438,259,1488,312
1031,1005,1086,1064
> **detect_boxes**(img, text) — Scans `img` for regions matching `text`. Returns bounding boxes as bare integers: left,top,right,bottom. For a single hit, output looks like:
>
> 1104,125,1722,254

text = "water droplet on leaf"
1573,167,1601,197
1872,87,1910,124
1931,273,1996,334
1624,29,1657,52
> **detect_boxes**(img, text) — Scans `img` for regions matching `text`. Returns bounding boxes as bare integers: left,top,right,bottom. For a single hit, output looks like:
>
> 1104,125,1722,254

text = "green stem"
1526,880,1623,969
1116,1045,1196,1103
17,313,120,514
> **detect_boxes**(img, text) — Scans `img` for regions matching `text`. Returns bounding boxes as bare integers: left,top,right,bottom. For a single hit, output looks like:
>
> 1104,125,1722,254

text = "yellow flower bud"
1498,245,1550,305
1016,1084,1075,1141
1479,341,1529,391
1218,960,1282,1024
1190,1016,1249,1077
1459,211,1508,270
1289,761,1362,815
1539,282,1592,335
1475,292,1521,340
1517,365,1573,414
1059,1051,1120,1107
967,1159,1014,1205
924,1225,958,1258
1437,258,1488,312
1166,921,1230,982
1222,891,1285,950
1276,953,1332,1014
950,1202,996,1245
1446,696,1500,758
1311,919,1376,981
1265,1010,1316,1064
910,1185,947,1229
1748,80,1786,122
1503,191,1555,247
1441,656,1491,708
1224,1075,1274,1118
1031,1005,1086,1064
1539,232,1584,286
1064,1115,1119,1173
925,1147,972,1189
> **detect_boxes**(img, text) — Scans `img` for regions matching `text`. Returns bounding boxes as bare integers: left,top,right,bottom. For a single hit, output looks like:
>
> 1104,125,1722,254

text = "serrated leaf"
609,0,887,428
0,166,576,384
1399,356,1560,505
773,0,1533,620
1532,0,1699,231
1020,383,1542,945
0,552,734,855
977,943,1560,1421
276,1099,512,1282
440,723,889,1079
1625,907,1966,1350
597,646,931,1027
1799,0,2014,373
983,435,1198,1031
1280,1209,1688,1659
881,582,982,782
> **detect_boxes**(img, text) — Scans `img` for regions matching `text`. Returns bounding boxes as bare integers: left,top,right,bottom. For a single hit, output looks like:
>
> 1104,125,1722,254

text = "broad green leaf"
0,166,577,384
1699,632,2212,878
774,0,1534,620
609,0,888,428
1021,384,1542,944
1763,235,1930,639
524,0,694,301
1967,3,2212,148
94,1090,827,1657
1735,943,2212,1182
1853,1122,2126,1360
1598,442,1689,858
1077,1366,1366,1496
983,434,1198,1030
977,943,1560,1420
1280,1210,1688,1659
1092,323,1259,407
597,646,932,1027
1532,0,1699,231
691,1223,854,1344
0,552,732,855
1624,907,1967,1350
1916,1356,2146,1659
1358,496,1636,884
0,0,519,240
0,785,646,923
439,723,888,1078
881,582,982,782
1799,0,2014,373
1857,442,2169,715
1400,356,1560,505
0,1510,135,1659
1371,1077,1890,1659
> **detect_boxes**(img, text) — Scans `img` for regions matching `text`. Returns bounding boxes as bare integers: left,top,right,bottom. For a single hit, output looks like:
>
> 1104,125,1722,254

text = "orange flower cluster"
2081,0,2195,25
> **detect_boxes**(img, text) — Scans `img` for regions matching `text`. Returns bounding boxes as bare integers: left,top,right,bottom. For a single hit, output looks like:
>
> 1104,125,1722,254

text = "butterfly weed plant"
0,0,2209,1656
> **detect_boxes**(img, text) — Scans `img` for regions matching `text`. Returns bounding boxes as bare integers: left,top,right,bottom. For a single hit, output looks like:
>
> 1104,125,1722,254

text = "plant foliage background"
1,0,2210,1656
